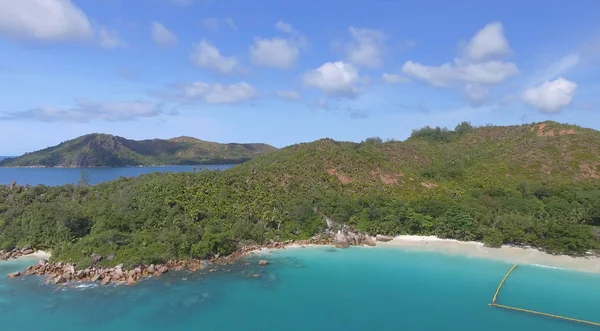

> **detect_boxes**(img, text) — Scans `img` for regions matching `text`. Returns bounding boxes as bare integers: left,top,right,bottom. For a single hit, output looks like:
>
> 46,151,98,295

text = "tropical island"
1,121,600,283
0,133,277,168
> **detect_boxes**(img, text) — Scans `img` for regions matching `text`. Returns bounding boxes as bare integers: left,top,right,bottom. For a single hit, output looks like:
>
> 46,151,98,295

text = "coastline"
15,250,52,260
376,235,600,274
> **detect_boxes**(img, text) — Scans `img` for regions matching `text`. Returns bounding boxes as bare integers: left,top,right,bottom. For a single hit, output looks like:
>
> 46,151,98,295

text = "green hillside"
1,121,599,267
0,134,277,167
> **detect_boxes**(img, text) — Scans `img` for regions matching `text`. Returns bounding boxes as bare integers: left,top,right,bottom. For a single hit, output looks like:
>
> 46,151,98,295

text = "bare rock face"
101,276,111,285
258,260,269,266
376,235,394,242
333,232,350,248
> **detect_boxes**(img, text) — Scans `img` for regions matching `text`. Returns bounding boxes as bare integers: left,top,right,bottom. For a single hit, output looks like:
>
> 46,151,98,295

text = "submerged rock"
258,259,269,266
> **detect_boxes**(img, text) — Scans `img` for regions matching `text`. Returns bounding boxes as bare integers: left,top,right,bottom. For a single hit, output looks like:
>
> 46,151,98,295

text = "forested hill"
1,121,599,267
0,134,277,167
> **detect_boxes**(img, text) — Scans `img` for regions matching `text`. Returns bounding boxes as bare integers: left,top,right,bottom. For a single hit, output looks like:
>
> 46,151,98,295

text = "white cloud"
402,59,519,87
522,78,577,113
250,37,299,69
401,21,518,103
537,53,580,83
303,61,360,97
173,82,256,104
275,20,295,34
402,61,455,87
276,90,301,101
464,84,487,104
345,27,385,68
98,27,126,49
190,40,240,74
382,73,410,84
0,0,93,42
2,100,161,122
151,22,177,47
224,17,236,31
463,21,511,61
202,17,236,31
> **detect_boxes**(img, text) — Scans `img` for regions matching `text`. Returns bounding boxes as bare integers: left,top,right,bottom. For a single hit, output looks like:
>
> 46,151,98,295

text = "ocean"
0,164,235,186
1,247,599,330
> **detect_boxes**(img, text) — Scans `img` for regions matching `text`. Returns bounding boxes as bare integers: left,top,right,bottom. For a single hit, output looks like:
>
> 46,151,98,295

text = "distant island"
0,134,277,168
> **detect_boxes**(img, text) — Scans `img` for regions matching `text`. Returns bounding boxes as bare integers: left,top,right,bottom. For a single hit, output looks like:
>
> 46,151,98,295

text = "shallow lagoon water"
1,247,599,330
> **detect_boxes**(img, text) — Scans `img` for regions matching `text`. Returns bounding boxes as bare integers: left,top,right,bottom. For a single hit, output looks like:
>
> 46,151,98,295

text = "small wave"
75,283,98,289
530,263,565,270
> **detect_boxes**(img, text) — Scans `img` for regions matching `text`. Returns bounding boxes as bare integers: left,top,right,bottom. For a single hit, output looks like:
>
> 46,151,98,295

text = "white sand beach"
16,250,51,260
377,235,600,273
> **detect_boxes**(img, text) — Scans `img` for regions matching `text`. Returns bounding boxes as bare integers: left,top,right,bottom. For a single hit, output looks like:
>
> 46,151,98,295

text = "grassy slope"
0,134,277,167
0,121,599,266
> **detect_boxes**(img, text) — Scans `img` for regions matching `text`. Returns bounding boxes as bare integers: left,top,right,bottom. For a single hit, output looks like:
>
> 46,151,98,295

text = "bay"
0,164,236,186
1,247,599,331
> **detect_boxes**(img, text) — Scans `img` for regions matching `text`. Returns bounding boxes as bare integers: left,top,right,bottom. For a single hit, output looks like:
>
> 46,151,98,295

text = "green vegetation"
1,121,599,267
0,134,277,167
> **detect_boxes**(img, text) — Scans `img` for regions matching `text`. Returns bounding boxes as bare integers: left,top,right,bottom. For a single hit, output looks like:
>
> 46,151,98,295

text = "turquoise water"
1,247,599,330
0,164,235,186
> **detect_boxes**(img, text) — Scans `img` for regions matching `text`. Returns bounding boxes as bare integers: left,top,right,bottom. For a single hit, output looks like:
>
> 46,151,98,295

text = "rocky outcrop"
333,232,350,248
16,259,180,285
7,272,21,278
327,223,377,249
8,236,333,286
375,235,394,242
0,246,38,261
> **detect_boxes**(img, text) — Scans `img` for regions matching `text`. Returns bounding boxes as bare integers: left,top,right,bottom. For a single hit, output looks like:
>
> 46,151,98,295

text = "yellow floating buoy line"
491,264,517,304
489,264,600,328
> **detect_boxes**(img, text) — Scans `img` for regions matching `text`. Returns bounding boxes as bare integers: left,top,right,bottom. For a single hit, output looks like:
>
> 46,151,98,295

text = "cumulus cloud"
402,22,518,103
463,22,512,61
1,100,162,122
249,21,305,69
276,90,301,101
522,78,577,113
303,61,360,97
0,0,93,42
156,82,256,104
202,17,236,31
190,40,240,74
275,21,295,34
382,73,410,84
345,27,385,68
151,22,177,47
250,37,300,68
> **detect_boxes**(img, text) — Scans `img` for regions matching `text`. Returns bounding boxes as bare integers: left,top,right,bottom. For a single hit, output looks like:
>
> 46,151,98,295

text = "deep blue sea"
0,164,235,186
1,247,599,330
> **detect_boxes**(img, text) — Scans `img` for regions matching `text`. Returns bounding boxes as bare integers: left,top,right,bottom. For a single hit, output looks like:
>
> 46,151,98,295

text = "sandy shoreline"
377,235,600,274
7,250,52,261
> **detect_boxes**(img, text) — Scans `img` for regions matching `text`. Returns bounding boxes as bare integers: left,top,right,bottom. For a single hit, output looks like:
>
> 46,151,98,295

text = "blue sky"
0,0,599,155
